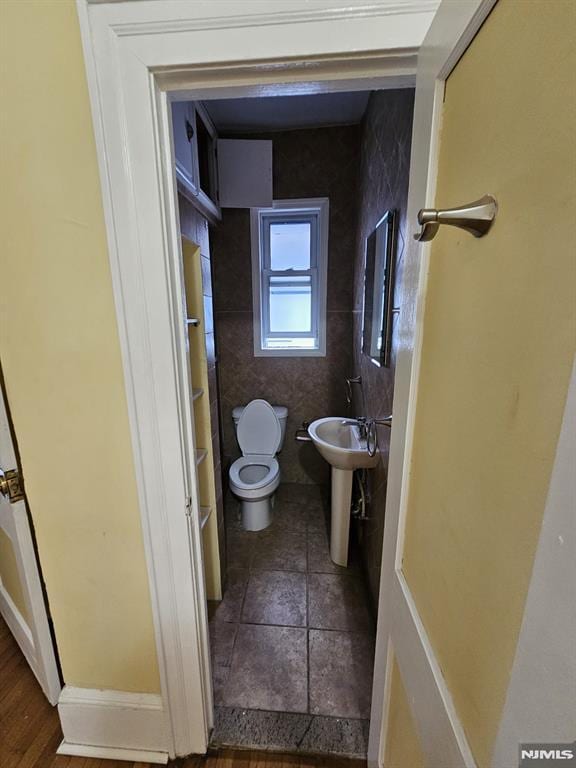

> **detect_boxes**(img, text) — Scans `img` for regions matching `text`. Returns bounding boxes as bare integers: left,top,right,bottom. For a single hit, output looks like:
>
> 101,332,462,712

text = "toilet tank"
232,404,288,451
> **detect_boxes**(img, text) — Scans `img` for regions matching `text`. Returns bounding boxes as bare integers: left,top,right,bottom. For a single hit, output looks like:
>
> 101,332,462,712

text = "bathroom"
174,87,414,759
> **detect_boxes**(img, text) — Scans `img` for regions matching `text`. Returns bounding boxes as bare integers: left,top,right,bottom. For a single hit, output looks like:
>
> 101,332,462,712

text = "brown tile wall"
351,90,415,609
179,195,226,587
211,126,360,485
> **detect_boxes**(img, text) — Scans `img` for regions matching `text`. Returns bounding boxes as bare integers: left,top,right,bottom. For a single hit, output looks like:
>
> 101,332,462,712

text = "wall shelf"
182,236,222,601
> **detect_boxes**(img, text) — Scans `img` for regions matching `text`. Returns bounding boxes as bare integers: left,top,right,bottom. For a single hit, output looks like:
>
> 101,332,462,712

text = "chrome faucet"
340,416,369,440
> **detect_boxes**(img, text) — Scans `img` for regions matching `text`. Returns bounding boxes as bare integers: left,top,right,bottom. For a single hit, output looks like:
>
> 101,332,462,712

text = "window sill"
254,347,326,358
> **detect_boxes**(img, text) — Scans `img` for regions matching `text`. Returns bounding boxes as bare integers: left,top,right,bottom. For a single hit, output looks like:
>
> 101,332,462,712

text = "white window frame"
250,198,329,357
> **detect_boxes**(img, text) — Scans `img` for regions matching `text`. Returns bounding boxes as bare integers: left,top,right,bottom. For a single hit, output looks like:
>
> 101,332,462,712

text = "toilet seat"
229,456,279,492
236,399,281,457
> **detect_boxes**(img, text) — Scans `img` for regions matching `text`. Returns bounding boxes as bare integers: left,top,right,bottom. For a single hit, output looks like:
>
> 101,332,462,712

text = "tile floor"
209,483,376,758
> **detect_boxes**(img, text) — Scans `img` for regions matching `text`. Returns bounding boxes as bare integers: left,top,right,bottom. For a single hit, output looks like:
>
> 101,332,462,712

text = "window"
251,199,329,356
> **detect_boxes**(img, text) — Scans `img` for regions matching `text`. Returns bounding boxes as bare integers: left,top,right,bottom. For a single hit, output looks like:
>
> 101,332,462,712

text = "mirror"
362,210,397,367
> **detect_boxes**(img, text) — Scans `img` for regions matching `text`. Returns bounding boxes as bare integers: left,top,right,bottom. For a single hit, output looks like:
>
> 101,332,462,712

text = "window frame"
250,198,329,357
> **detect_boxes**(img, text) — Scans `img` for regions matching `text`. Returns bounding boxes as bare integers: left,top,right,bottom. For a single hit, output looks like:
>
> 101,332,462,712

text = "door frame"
75,0,498,762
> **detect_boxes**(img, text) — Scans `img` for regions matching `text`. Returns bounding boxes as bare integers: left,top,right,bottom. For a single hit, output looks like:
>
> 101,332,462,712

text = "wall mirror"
362,210,397,367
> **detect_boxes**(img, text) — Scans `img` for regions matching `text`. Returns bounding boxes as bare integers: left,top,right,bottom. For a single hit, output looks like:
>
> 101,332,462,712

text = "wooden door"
0,380,61,705
369,1,576,766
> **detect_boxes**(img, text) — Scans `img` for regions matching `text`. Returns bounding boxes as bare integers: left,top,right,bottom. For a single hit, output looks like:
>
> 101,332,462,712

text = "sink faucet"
341,416,369,440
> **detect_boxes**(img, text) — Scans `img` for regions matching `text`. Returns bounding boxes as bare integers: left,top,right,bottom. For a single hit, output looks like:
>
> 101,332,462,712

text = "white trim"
491,357,576,767
0,582,34,663
78,0,432,756
57,743,168,765
367,1,498,766
58,686,169,759
77,0,439,758
392,574,476,768
87,1,439,38
251,198,329,358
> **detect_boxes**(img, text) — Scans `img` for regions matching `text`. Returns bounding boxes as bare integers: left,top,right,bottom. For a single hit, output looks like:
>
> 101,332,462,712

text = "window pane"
269,276,312,333
269,221,311,270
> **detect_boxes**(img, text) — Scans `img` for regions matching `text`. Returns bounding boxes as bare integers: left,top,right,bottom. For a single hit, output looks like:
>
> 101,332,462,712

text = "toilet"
229,400,288,531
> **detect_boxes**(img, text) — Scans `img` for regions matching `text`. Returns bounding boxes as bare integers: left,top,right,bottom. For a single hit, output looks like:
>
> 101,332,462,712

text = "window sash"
260,212,320,345
261,212,318,272
261,268,319,340
251,199,328,357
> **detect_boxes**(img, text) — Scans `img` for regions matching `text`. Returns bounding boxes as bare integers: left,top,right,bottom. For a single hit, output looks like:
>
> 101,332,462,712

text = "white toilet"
229,400,288,531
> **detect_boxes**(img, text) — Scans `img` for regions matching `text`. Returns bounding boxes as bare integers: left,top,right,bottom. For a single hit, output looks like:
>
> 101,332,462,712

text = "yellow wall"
402,1,576,766
0,529,30,624
384,656,426,768
0,1,160,693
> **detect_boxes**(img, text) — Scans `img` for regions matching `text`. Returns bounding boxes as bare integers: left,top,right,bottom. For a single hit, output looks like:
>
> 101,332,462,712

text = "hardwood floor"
0,618,365,768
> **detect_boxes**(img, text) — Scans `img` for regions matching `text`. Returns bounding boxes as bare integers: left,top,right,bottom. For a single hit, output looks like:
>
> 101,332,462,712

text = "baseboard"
57,741,168,764
58,686,169,761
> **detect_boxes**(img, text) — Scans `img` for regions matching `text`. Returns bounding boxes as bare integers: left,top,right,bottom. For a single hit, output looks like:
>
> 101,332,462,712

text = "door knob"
0,467,24,503
414,194,498,242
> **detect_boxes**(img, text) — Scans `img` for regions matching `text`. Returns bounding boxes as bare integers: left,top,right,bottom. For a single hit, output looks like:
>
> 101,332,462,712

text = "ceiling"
204,91,372,133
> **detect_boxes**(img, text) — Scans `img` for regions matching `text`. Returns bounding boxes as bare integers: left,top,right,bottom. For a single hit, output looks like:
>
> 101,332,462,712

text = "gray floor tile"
308,572,373,632
307,531,359,575
224,496,242,531
212,707,312,751
299,715,369,757
209,568,248,622
252,528,307,572
276,483,325,506
209,620,238,666
307,505,329,535
226,531,257,568
223,624,308,712
269,499,309,533
309,630,375,719
241,570,306,627
212,665,231,706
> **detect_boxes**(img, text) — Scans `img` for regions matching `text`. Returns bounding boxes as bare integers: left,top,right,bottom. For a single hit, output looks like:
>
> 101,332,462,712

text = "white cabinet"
217,138,272,208
172,101,197,196
172,101,219,222
171,100,273,220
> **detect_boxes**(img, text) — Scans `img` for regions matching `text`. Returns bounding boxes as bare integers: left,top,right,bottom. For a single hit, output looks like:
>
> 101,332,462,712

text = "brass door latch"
0,468,24,503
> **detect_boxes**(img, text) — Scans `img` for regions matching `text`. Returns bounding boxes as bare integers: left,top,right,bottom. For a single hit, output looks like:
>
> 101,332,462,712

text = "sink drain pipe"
351,469,368,521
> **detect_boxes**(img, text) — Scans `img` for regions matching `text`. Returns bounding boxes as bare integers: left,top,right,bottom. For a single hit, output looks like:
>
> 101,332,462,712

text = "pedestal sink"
308,417,379,567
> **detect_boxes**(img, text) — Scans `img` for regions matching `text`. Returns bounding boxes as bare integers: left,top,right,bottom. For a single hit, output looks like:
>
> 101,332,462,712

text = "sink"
308,417,379,471
308,417,379,567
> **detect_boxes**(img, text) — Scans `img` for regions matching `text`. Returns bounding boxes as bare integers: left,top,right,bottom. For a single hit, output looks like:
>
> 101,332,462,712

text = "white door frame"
77,0,576,763
76,0,439,758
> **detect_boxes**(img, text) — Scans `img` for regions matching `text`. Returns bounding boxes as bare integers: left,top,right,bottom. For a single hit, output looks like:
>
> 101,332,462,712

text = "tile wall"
351,90,415,609
211,126,360,485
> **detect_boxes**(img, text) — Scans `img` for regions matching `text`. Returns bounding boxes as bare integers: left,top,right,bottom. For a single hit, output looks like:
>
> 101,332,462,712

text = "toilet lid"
237,399,281,457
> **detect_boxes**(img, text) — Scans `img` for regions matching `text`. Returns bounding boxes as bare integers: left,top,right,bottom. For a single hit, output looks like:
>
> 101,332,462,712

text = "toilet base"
241,497,273,531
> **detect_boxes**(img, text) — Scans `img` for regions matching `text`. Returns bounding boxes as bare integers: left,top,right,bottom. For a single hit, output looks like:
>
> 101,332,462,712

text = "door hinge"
185,496,193,517
0,468,25,503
